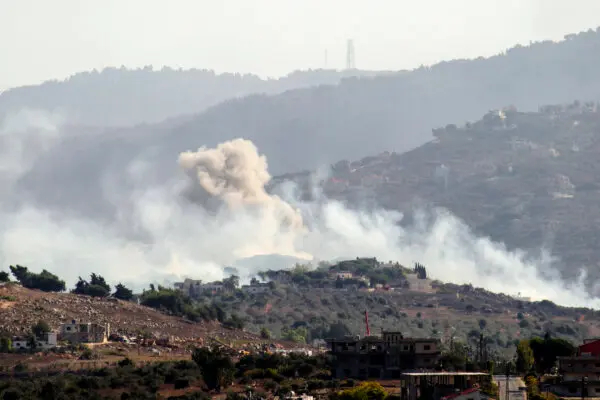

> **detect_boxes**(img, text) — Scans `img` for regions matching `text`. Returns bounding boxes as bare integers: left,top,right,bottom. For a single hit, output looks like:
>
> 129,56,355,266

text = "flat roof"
401,372,488,376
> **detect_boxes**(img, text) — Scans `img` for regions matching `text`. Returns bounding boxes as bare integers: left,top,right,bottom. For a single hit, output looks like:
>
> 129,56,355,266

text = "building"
174,278,227,297
556,338,600,397
401,372,489,400
327,331,441,379
12,332,58,350
59,320,110,344
329,271,354,280
241,282,270,294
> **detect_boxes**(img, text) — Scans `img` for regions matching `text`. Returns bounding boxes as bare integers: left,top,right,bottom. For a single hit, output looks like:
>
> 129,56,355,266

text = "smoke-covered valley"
0,109,598,309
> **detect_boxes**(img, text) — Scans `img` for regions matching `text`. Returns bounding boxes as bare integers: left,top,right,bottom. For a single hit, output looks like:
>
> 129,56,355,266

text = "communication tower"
346,39,356,70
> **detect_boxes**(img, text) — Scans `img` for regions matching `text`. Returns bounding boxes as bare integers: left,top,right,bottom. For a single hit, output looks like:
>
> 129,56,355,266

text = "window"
424,345,431,351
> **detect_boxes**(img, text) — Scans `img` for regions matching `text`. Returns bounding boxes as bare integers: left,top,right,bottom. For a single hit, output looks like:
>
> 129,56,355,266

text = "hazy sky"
2,0,600,89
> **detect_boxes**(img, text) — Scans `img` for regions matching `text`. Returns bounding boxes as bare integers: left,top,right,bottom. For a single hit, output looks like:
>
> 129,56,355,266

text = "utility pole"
505,362,510,400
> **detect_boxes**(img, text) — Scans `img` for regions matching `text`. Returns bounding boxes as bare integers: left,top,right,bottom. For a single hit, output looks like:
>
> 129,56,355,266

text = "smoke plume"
0,112,598,308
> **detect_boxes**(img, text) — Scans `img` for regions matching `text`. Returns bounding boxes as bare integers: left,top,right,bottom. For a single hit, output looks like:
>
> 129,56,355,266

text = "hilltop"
271,101,600,288
184,258,600,358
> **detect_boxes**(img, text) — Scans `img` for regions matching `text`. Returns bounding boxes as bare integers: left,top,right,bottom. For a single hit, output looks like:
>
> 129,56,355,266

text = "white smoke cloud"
0,116,597,309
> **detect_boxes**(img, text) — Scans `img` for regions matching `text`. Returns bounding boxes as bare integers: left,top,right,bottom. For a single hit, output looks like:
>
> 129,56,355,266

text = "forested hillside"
275,101,600,287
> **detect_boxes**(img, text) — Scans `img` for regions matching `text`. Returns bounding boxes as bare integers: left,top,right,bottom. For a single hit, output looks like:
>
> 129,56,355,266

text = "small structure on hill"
59,320,110,344
12,331,58,350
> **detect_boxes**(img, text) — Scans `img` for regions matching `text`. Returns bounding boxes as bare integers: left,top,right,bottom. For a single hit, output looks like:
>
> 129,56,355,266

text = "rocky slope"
0,283,257,343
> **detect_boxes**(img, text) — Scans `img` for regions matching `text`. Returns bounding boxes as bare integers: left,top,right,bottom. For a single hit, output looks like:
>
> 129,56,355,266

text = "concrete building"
327,331,441,379
400,372,489,400
554,338,600,397
59,320,110,344
241,282,270,294
330,271,354,280
12,332,58,350
174,278,227,297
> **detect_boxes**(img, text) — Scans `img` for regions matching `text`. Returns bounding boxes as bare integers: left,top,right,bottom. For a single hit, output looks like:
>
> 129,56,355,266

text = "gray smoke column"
178,138,308,258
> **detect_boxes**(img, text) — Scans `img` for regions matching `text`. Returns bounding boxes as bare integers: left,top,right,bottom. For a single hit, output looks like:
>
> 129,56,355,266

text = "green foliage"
192,346,235,392
260,327,271,339
516,340,535,373
9,265,65,292
529,335,575,373
32,320,50,339
414,262,427,279
440,342,469,371
113,283,134,300
140,286,225,323
282,326,308,343
333,382,388,400
0,337,11,352
72,273,111,297
0,271,10,282
223,314,245,330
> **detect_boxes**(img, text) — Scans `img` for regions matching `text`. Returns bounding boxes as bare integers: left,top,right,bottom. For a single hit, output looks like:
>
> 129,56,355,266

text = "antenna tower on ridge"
346,39,356,70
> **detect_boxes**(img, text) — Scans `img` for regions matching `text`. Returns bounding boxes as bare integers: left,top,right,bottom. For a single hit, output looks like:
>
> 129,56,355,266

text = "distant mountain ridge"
0,68,385,127
6,28,600,270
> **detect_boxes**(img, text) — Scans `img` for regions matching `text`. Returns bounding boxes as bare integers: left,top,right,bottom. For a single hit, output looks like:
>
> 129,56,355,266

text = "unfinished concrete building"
59,320,110,344
327,331,441,379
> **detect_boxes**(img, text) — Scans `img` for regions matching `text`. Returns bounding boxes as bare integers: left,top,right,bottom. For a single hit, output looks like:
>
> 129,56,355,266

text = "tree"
479,319,487,331
223,275,239,291
516,340,535,373
9,265,65,292
113,283,134,300
90,273,110,293
71,273,110,297
0,337,11,352
414,262,427,279
260,327,271,339
282,327,308,343
192,346,235,392
32,320,50,339
529,335,575,373
333,382,387,400
0,271,9,283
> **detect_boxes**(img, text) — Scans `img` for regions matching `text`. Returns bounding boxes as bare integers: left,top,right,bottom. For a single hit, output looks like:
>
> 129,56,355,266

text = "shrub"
174,377,191,389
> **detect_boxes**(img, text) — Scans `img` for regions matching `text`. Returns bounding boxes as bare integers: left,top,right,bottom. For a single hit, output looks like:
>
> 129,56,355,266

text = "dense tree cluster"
113,283,134,301
72,273,112,297
9,265,65,292
140,286,239,326
414,263,427,279
0,347,333,399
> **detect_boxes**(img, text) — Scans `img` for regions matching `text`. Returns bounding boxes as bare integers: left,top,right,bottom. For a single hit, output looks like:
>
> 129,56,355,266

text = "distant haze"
3,0,600,87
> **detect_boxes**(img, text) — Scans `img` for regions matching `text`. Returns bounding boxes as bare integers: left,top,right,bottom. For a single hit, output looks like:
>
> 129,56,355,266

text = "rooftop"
401,372,488,376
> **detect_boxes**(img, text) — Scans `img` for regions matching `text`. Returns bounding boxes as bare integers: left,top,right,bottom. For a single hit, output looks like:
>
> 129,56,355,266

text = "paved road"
494,376,527,400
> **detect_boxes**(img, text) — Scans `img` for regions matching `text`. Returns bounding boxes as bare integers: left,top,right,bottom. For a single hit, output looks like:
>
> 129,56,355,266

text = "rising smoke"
0,110,597,308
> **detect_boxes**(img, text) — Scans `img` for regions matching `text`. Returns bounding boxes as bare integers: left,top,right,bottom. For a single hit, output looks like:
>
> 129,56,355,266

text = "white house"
12,332,57,350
